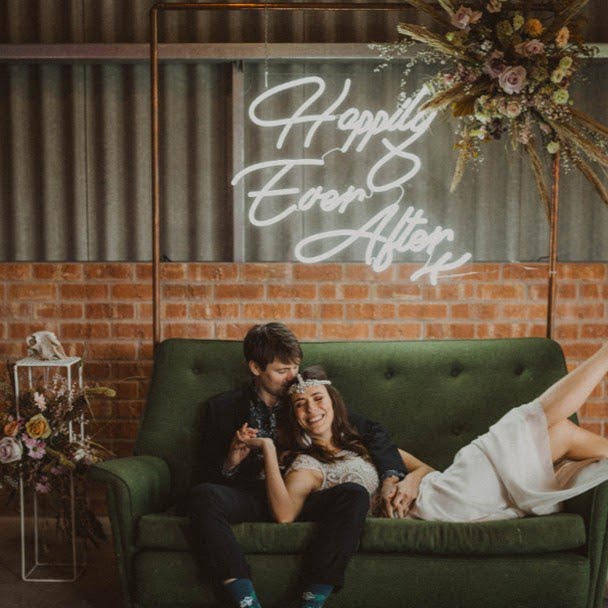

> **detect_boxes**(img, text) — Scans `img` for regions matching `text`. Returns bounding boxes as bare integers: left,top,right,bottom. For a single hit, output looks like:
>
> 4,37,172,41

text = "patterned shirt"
222,382,285,480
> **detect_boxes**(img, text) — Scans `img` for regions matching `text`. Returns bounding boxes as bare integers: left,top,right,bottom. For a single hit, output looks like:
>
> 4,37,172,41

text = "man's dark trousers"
189,479,370,589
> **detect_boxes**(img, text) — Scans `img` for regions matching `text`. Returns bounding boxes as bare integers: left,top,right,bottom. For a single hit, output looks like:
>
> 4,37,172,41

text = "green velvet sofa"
91,337,608,608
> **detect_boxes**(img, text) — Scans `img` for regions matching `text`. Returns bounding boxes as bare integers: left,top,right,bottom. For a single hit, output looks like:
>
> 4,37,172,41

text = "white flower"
239,597,254,608
34,392,47,411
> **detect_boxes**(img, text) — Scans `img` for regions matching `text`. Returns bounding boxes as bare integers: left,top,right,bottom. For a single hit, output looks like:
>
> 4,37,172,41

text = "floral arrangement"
0,375,115,546
379,0,608,214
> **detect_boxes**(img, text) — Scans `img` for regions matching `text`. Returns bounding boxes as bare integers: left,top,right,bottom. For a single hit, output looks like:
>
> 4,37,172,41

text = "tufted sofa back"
135,337,568,503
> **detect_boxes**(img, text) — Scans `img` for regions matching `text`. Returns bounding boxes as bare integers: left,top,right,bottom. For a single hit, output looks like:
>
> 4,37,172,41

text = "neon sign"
231,76,472,284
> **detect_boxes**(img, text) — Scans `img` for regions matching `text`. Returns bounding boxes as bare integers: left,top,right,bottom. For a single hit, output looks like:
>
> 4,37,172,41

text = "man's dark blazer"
200,385,406,487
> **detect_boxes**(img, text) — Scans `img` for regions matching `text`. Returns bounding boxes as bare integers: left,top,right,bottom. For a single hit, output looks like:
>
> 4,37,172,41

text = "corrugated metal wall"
1,1,607,261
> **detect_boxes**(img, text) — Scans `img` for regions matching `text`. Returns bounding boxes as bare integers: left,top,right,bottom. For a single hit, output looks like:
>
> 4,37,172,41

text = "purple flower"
514,39,545,57
498,66,527,95
35,481,51,494
483,50,506,79
27,441,46,460
451,6,482,30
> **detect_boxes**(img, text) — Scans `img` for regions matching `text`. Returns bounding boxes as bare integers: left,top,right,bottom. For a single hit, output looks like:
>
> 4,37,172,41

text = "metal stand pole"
546,155,561,339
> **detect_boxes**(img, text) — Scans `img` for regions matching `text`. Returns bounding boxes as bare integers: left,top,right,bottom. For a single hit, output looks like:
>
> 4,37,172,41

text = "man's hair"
243,322,303,370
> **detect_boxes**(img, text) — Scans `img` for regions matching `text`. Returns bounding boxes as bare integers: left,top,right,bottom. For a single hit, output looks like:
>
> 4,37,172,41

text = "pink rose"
498,66,527,94
515,39,545,57
451,6,483,30
0,437,23,463
483,50,506,79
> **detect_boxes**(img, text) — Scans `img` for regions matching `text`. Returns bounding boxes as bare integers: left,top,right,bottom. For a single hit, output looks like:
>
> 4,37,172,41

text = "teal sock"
225,578,262,608
300,583,334,608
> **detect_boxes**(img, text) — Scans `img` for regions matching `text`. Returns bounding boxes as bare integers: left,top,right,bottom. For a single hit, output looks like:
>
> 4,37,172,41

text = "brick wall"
1,261,607,462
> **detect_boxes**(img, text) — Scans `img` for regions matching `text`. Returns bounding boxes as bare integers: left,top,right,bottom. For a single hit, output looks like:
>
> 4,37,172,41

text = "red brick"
161,264,187,280
60,284,108,300
85,362,113,380
105,381,140,401
373,323,422,339
139,343,154,359
85,264,133,280
268,285,316,300
562,342,603,359
216,285,265,299
138,303,153,319
10,284,55,300
188,264,238,281
89,401,114,418
240,264,291,281
553,324,579,339
399,304,448,319
85,303,135,320
33,263,83,280
346,304,395,320
88,343,138,360
0,263,32,280
579,284,607,299
396,264,426,282
294,264,343,281
9,322,54,339
319,284,337,299
557,283,578,299
556,303,604,319
321,323,369,340
163,284,211,299
241,304,292,319
426,323,475,339
295,304,315,318
215,323,253,340
164,303,188,318
289,323,317,339
341,284,370,300
376,284,421,299
320,304,344,319
476,323,537,339
61,322,111,339
190,303,239,319
346,264,394,282
501,264,547,280
112,323,154,339
452,303,499,320
164,323,213,339
456,264,501,281
0,324,5,339
581,403,608,418
116,401,146,419
35,303,83,319
1,302,33,319
476,284,525,300
111,284,152,300
501,304,546,319
422,284,474,300
581,325,608,338
558,264,605,280
0,343,24,358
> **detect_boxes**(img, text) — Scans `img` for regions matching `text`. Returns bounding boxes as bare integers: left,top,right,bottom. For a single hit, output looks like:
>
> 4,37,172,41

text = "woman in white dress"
241,343,608,602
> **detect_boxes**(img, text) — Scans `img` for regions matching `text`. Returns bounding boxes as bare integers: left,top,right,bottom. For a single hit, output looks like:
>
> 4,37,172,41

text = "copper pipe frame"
150,2,559,347
546,154,561,339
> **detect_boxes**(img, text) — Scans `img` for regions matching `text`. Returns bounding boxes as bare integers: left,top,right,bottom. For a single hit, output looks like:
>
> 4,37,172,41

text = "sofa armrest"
563,479,608,608
90,455,172,608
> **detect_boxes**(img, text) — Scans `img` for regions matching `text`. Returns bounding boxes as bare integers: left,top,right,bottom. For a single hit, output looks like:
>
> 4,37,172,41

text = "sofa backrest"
135,337,568,503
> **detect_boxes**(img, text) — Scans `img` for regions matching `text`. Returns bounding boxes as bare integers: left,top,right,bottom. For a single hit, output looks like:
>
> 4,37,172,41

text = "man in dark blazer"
189,322,407,608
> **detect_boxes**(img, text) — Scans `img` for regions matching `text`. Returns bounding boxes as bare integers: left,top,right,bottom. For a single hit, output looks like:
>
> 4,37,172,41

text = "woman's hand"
240,431,275,454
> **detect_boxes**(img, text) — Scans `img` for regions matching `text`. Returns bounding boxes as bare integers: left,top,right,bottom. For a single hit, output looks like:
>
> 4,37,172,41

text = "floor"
1,515,608,608
0,516,122,608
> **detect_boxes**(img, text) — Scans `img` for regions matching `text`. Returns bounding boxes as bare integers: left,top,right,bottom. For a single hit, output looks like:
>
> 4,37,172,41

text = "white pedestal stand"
13,356,87,582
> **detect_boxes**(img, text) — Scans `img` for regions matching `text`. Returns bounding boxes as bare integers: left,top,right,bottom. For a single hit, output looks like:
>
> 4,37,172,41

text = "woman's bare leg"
538,343,608,428
549,419,608,463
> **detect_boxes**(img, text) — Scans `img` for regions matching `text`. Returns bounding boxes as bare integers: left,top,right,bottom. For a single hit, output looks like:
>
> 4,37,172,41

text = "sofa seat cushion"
137,511,585,556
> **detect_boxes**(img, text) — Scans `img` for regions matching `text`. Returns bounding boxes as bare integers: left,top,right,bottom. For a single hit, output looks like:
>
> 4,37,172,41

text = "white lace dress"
286,400,608,522
286,450,380,511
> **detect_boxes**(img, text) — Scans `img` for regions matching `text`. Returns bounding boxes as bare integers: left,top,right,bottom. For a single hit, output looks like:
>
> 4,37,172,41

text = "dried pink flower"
451,6,483,30
498,66,527,95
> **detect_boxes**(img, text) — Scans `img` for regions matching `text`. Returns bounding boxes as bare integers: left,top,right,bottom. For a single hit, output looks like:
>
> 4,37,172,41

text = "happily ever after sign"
231,75,472,284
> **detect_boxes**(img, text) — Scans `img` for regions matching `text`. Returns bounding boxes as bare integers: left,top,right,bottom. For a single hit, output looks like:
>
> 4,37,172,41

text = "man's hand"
389,474,420,519
223,423,258,473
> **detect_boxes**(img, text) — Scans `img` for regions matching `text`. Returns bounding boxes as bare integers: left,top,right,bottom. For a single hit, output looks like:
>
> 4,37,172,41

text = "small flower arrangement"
377,0,608,214
0,375,115,546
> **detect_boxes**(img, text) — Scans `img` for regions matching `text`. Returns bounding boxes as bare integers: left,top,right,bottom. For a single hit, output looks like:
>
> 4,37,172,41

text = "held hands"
223,423,259,472
379,475,419,519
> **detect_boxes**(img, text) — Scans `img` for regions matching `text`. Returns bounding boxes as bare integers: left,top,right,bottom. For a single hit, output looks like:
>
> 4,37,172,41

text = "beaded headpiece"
287,374,332,395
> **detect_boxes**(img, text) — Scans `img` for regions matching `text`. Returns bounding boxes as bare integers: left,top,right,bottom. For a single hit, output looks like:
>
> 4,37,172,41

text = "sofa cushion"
137,511,585,556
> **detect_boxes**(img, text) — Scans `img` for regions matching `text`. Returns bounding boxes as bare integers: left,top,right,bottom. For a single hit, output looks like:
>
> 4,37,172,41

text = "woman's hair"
278,365,370,468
